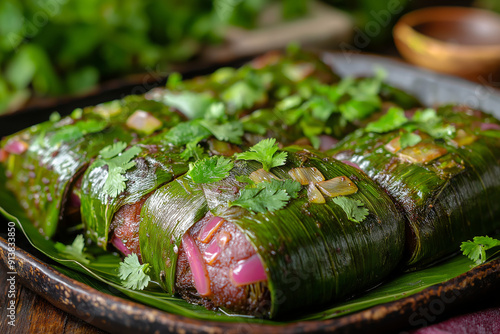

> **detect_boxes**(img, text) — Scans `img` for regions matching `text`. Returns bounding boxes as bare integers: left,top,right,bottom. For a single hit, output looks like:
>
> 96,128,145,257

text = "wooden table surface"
0,267,107,334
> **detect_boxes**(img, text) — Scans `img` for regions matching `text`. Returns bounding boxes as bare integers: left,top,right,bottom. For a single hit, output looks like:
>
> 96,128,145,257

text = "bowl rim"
393,6,500,55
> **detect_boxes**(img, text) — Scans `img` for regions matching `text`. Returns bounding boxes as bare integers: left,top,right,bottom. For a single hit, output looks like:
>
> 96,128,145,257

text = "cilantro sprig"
54,235,93,264
187,156,234,184
332,196,369,223
118,253,151,290
366,107,456,145
92,142,141,198
235,138,287,172
229,179,301,213
460,236,500,265
49,119,107,145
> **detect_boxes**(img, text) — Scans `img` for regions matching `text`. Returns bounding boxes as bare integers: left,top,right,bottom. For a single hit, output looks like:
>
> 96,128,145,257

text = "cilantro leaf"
94,142,142,198
229,179,301,213
118,253,151,290
100,141,127,159
188,156,234,183
230,184,290,213
200,119,244,144
332,196,369,223
460,236,500,265
204,102,226,121
54,235,92,264
412,108,456,140
366,107,408,133
275,179,301,199
222,80,265,112
164,121,211,146
235,174,255,186
162,91,215,119
235,138,287,172
50,119,107,145
399,132,422,149
180,139,207,161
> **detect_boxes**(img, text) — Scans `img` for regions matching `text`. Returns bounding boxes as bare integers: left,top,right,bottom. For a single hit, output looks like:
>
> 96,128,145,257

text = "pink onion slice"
182,233,211,296
111,235,132,256
198,217,224,243
4,140,28,155
231,254,267,287
203,238,221,265
480,122,500,131
319,135,338,151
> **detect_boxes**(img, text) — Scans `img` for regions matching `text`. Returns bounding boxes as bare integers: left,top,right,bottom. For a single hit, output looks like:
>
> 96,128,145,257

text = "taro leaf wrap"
139,149,405,317
329,106,500,267
1,96,182,238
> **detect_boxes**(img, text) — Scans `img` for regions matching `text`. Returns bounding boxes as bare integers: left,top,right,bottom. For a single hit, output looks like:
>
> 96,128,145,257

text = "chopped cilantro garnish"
180,139,207,161
461,236,500,265
229,179,296,213
118,253,151,290
164,121,211,146
332,196,369,223
92,142,141,198
235,138,287,172
162,91,215,120
413,108,456,140
54,234,92,264
366,107,408,133
188,156,234,184
229,179,301,213
235,174,256,185
200,119,244,144
166,72,182,90
399,132,422,149
49,119,107,145
49,111,61,122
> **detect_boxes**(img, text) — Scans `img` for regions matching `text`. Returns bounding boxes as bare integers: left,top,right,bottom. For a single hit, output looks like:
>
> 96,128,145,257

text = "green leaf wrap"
139,175,208,294
1,96,182,238
139,149,405,317
329,106,500,267
80,144,189,248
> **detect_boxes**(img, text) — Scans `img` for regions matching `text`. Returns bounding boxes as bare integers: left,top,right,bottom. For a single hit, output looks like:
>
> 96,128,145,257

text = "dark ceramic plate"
1,52,500,333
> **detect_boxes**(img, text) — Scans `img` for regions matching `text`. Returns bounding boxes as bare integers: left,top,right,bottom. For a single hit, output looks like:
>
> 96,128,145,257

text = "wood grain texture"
0,267,107,334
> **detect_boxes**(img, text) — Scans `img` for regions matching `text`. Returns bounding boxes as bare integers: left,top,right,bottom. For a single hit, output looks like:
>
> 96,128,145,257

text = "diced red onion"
319,135,338,151
341,160,363,172
203,238,221,265
182,233,211,296
198,217,224,243
0,149,8,162
480,122,500,131
111,235,132,256
4,140,28,155
231,254,267,287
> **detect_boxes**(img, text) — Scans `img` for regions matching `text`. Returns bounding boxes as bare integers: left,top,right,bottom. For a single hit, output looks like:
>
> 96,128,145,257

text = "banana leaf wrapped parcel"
1,49,500,320
329,105,500,267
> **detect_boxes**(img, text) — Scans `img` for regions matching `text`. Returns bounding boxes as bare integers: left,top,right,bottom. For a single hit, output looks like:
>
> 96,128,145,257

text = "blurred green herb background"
0,0,487,114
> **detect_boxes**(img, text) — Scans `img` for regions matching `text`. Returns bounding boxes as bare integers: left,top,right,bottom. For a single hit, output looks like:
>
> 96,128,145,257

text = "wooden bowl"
393,7,500,80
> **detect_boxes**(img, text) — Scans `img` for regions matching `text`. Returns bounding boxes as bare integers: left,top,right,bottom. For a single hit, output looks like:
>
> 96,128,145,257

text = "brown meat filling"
176,213,271,315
